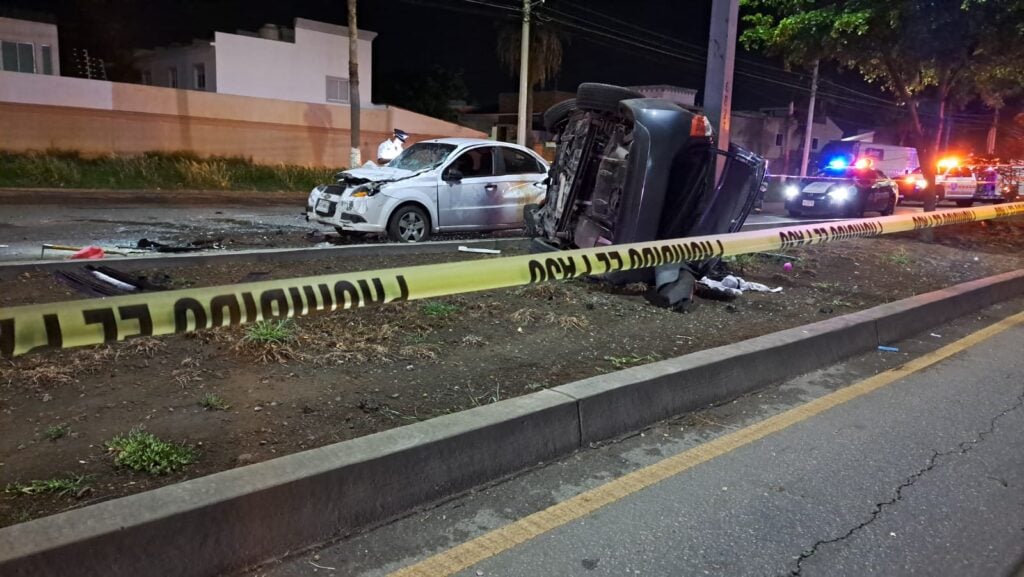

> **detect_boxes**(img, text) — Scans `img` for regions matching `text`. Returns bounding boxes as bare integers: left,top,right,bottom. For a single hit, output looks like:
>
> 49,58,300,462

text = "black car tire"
576,83,643,114
543,98,577,132
955,200,973,208
387,205,431,243
881,192,896,216
787,209,802,217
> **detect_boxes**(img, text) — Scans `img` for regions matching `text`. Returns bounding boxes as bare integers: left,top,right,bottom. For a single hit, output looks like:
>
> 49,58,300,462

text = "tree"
496,22,563,146
740,0,1024,212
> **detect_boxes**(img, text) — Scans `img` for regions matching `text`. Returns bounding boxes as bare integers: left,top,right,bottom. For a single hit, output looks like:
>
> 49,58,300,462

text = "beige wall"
0,72,485,167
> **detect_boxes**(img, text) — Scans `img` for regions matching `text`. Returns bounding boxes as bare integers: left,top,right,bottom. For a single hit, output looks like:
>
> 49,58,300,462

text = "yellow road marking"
388,310,1024,577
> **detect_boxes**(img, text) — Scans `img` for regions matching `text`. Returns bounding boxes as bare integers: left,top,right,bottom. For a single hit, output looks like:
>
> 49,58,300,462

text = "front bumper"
306,186,387,233
785,195,847,216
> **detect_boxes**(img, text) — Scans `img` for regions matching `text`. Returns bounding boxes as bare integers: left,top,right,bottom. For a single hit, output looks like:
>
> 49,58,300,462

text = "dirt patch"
3,218,1024,527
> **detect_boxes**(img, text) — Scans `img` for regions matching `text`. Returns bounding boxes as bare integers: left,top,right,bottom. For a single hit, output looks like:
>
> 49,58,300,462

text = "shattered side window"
388,143,458,171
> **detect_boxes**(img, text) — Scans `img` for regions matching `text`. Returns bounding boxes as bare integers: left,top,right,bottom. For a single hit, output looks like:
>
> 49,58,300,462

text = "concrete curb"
0,238,530,280
2,269,1023,577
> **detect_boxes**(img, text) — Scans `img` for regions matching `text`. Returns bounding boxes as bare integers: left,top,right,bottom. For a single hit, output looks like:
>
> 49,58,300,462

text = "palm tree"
497,22,563,146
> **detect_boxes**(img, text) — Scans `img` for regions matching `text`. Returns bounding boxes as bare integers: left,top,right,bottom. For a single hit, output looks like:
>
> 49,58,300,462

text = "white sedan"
307,138,549,242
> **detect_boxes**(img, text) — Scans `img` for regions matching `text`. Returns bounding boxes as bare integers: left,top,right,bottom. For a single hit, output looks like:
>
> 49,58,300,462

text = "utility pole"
348,0,362,168
702,0,739,163
799,60,819,177
516,0,532,146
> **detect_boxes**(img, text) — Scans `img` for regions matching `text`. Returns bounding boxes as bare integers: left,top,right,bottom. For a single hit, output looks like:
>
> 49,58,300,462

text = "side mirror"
444,168,464,182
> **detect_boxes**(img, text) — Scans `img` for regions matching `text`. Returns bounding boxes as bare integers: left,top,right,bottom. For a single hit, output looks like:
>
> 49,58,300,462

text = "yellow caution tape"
3,203,1024,357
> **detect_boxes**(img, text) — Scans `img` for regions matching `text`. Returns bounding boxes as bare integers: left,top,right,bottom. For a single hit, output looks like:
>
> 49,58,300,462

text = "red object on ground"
69,246,105,260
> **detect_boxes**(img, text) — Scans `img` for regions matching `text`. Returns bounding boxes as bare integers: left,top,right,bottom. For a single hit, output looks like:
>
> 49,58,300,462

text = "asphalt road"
256,298,1024,577
0,197,932,262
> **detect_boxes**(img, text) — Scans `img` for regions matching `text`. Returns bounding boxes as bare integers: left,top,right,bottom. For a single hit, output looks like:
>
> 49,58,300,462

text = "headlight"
915,178,928,189
828,187,850,202
784,185,800,199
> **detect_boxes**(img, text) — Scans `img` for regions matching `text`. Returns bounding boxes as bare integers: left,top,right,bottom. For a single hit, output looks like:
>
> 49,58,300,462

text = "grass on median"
243,320,296,345
0,150,336,191
44,424,70,441
106,429,198,475
6,475,92,497
421,302,461,318
605,353,660,370
198,393,231,411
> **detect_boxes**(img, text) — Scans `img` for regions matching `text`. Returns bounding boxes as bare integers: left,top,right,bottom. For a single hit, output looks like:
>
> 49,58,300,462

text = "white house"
0,16,59,76
133,18,374,105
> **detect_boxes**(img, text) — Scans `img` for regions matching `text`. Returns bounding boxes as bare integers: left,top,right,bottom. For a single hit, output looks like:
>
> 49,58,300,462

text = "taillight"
690,115,713,138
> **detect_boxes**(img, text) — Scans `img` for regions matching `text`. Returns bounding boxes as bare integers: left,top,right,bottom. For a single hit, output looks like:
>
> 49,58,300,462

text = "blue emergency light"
827,158,848,169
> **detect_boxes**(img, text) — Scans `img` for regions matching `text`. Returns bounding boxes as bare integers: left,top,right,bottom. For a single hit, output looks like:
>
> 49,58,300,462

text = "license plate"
801,200,815,207
316,199,332,212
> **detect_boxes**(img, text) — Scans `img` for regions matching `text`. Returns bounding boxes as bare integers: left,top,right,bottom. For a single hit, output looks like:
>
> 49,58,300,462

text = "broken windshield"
388,143,458,171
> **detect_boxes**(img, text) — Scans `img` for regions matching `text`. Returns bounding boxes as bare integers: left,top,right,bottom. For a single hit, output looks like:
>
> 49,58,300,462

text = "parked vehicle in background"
968,163,1022,204
525,82,766,309
896,168,932,203
784,159,898,218
934,159,978,207
307,138,549,242
818,141,919,177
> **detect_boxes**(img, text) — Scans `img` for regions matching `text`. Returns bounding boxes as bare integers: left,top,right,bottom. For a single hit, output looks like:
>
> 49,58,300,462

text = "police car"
934,158,978,207
783,158,898,218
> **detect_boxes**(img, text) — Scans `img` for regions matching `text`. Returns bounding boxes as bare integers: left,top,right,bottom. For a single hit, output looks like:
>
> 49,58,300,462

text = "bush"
0,150,336,191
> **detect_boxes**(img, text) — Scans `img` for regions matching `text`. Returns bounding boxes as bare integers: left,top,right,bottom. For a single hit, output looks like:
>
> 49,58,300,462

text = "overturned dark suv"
524,83,767,308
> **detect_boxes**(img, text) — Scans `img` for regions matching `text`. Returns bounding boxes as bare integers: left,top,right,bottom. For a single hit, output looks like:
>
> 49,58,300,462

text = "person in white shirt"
377,129,408,164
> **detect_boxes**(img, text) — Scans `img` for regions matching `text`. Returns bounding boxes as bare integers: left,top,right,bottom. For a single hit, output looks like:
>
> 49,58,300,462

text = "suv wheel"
543,98,577,132
955,200,973,208
576,83,643,113
388,205,430,243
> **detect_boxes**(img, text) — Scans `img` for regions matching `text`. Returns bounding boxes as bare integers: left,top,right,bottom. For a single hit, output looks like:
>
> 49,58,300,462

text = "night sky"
5,0,1011,148
1,0,817,109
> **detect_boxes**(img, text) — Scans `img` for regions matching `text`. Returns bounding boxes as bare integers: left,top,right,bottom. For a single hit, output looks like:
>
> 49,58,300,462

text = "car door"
869,170,893,210
490,146,549,226
437,146,500,229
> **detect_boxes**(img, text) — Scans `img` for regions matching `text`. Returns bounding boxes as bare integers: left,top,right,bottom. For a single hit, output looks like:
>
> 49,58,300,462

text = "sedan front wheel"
388,205,431,243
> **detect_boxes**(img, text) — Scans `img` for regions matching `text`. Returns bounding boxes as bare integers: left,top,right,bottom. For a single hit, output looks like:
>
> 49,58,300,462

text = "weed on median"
198,393,231,411
106,429,197,475
6,475,92,497
421,302,460,318
243,320,296,345
44,424,70,440
888,248,911,266
605,353,660,369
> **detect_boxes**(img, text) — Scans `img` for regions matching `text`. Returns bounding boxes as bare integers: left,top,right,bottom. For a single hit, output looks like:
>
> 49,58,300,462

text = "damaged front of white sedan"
307,138,549,243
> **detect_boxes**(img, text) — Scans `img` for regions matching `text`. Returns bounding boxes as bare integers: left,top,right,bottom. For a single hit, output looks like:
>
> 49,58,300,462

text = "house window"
41,45,52,75
326,76,350,103
775,133,784,147
193,63,206,90
141,70,152,85
168,67,178,88
1,41,35,73
811,137,820,150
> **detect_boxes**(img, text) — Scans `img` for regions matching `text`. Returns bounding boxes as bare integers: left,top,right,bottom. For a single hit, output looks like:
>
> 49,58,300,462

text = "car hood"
801,181,846,193
337,166,417,185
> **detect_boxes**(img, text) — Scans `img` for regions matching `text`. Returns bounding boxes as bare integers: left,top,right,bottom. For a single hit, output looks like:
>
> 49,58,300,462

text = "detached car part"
525,83,767,309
